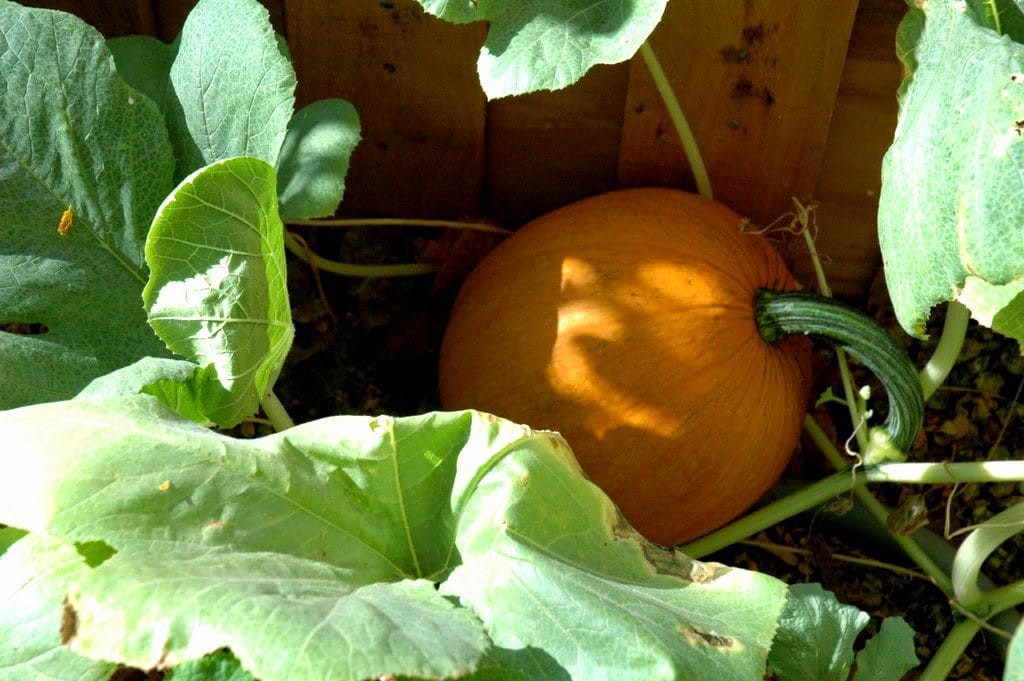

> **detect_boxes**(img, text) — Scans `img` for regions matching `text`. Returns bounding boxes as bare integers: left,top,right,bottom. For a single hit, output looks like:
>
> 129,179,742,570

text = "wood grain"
795,0,906,299
284,0,487,219
618,0,859,228
153,0,285,40
20,0,155,36
484,64,630,227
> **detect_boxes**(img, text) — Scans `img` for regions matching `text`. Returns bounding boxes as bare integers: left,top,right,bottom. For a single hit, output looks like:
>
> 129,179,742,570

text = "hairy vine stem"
284,231,435,278
639,42,713,199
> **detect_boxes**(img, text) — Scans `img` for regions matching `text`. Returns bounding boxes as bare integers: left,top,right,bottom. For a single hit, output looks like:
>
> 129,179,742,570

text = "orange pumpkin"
439,188,813,545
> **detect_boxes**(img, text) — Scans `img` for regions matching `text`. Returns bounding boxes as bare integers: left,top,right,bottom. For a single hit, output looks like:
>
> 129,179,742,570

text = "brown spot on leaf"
678,625,736,648
60,597,77,644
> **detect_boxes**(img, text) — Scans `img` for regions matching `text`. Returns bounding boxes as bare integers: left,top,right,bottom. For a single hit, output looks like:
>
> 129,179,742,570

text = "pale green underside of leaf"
0,396,788,680
879,1,1024,340
957,274,1024,341
416,0,668,98
767,583,869,681
143,157,293,427
0,1,174,408
77,356,221,425
0,534,115,681
853,617,919,681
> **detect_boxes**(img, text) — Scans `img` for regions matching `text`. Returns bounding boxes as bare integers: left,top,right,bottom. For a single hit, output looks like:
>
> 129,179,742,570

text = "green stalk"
287,217,512,235
757,290,925,460
260,389,295,432
919,301,970,401
801,228,870,452
810,415,955,595
866,461,1024,484
638,42,713,200
680,467,856,558
983,578,1024,616
284,232,436,278
917,618,981,681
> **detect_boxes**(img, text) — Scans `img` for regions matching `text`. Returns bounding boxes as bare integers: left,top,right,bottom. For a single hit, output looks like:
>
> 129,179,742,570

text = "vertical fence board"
284,0,486,219
795,0,905,299
21,0,154,36
485,64,630,227
153,0,285,41
618,1,859,228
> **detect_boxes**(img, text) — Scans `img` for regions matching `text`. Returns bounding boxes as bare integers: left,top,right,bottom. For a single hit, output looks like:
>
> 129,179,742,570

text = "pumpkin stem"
755,289,924,462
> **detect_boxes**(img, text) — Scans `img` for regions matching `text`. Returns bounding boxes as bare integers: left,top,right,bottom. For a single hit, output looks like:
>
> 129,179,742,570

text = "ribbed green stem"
756,290,924,457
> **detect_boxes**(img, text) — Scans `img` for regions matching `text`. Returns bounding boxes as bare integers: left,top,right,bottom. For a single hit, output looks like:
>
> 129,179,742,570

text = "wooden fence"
28,0,908,298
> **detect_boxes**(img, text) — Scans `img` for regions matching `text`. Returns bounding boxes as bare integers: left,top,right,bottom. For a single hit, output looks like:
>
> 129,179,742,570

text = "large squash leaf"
415,0,668,99
0,397,788,680
879,1,1024,340
442,430,786,680
142,157,293,427
0,534,116,681
0,1,174,408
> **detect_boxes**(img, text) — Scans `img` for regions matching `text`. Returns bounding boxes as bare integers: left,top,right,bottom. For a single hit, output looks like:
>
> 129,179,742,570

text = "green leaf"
0,1,174,408
461,646,570,680
0,527,27,557
879,1,1024,341
77,356,221,424
107,35,177,115
165,650,254,681
110,19,359,221
143,157,293,427
853,617,919,681
67,546,488,679
416,0,668,98
966,0,1024,40
277,99,362,220
442,435,786,681
767,583,869,681
0,396,788,680
167,0,296,179
0,534,116,681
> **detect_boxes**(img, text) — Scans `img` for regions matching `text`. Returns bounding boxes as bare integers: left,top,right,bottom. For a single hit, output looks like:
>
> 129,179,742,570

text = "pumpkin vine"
755,289,925,463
